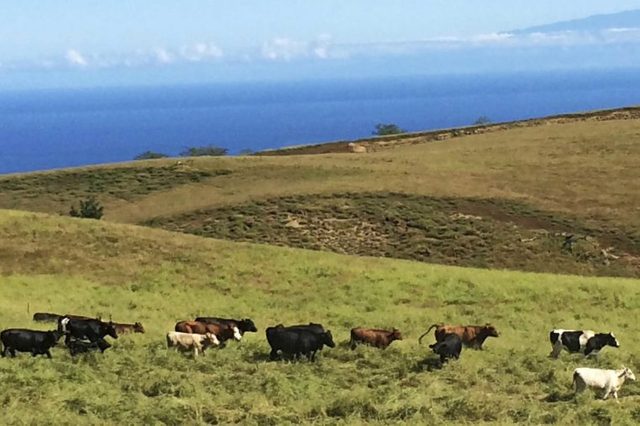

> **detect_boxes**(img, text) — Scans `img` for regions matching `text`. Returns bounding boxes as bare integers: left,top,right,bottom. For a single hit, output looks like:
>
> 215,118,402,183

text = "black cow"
278,323,325,334
549,329,619,358
266,326,335,361
429,333,462,364
195,317,258,335
32,312,62,323
58,317,118,344
66,338,112,356
1,328,64,358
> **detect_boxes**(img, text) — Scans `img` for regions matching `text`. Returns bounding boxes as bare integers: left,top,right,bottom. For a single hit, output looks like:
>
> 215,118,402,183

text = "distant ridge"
509,9,640,34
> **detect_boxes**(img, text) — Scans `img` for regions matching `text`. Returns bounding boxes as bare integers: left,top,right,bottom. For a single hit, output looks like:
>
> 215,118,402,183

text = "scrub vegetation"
1,210,639,424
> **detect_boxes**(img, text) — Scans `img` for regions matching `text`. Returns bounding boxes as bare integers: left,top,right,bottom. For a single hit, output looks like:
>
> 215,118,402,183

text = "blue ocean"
1,69,639,174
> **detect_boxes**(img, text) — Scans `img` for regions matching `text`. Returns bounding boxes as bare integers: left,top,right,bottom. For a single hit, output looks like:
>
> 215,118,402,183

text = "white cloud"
65,49,88,67
261,35,338,61
153,48,174,64
180,42,223,62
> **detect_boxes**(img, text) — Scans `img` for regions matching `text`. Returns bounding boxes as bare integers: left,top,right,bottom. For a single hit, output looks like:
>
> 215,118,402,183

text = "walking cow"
1,329,64,358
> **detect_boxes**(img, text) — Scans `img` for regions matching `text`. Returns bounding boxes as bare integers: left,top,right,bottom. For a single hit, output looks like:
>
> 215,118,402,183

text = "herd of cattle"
0,313,634,401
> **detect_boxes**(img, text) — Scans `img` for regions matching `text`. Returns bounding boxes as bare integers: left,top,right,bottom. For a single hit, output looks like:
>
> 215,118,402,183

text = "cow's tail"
418,324,440,344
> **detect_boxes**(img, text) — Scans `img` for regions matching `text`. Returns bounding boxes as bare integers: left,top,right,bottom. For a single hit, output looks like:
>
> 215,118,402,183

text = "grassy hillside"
1,210,640,424
0,112,639,277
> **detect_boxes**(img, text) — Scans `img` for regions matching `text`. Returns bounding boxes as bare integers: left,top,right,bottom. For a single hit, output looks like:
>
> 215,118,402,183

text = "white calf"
573,367,636,402
166,331,219,357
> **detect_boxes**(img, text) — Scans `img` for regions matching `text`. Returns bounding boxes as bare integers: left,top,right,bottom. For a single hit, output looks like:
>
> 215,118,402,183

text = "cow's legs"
602,387,611,400
549,341,563,358
269,349,278,361
45,350,52,359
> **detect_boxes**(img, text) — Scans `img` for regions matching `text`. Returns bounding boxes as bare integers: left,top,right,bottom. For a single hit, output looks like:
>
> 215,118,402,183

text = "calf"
195,317,258,335
266,326,335,361
166,331,219,357
573,367,635,401
113,322,145,335
549,329,619,358
1,328,64,358
66,338,111,356
419,323,499,349
350,327,402,350
429,333,462,364
32,312,62,323
174,321,241,343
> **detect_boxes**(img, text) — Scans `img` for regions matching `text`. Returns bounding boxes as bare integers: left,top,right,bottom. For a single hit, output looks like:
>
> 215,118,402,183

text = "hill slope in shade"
1,210,640,424
1,109,639,277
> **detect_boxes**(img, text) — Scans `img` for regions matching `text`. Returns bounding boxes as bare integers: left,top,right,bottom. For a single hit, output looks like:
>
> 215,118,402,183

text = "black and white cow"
549,329,619,358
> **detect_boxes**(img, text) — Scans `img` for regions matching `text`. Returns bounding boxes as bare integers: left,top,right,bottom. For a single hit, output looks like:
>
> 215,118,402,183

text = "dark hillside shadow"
544,391,575,403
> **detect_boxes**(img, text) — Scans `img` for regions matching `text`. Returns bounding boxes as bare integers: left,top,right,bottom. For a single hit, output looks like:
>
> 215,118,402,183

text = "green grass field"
2,210,640,424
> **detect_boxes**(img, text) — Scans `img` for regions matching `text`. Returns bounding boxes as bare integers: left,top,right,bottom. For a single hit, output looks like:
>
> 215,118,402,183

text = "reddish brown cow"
113,322,145,335
174,321,241,343
350,327,403,350
418,323,499,349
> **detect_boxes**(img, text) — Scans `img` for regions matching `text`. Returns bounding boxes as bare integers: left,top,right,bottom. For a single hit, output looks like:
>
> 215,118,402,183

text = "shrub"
134,151,169,160
372,123,406,136
69,196,104,219
180,145,228,157
474,116,491,125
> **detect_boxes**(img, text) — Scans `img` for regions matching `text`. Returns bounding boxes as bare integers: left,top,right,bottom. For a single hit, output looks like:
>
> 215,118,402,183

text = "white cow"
166,331,219,357
573,367,636,401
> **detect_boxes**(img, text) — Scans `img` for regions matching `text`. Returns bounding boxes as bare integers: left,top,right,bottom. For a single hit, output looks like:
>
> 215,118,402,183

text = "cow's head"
607,332,620,347
204,332,220,347
620,367,636,381
390,328,403,341
483,324,500,338
322,330,336,348
133,322,145,333
47,330,65,345
240,319,258,333
104,322,119,339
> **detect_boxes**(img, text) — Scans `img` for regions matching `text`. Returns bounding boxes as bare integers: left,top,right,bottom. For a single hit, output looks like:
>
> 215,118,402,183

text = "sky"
1,1,640,89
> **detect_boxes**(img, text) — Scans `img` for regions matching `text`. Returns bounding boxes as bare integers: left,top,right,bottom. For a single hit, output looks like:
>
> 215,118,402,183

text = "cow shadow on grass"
543,390,576,403
412,356,445,372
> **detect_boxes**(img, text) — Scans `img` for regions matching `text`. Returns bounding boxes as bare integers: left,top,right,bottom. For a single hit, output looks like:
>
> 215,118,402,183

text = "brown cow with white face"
350,327,403,350
419,323,499,349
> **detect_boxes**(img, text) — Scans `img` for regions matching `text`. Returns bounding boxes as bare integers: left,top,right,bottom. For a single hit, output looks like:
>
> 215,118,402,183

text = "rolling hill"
1,107,639,277
1,210,639,424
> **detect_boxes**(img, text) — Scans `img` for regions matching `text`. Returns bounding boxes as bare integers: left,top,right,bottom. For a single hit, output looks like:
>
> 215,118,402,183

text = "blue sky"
1,1,640,89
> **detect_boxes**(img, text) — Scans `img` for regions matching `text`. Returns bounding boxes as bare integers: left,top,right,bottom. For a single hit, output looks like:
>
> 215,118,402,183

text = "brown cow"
174,321,242,343
418,323,499,350
350,327,402,350
113,322,145,335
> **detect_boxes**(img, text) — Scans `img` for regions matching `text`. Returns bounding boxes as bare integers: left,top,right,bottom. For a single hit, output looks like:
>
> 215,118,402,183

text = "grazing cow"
573,367,636,401
32,312,63,323
113,322,145,335
195,317,258,335
266,326,335,361
66,338,111,356
350,327,402,350
174,321,242,343
549,329,619,358
1,328,64,358
166,331,219,357
419,323,499,349
58,317,118,343
429,333,462,364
